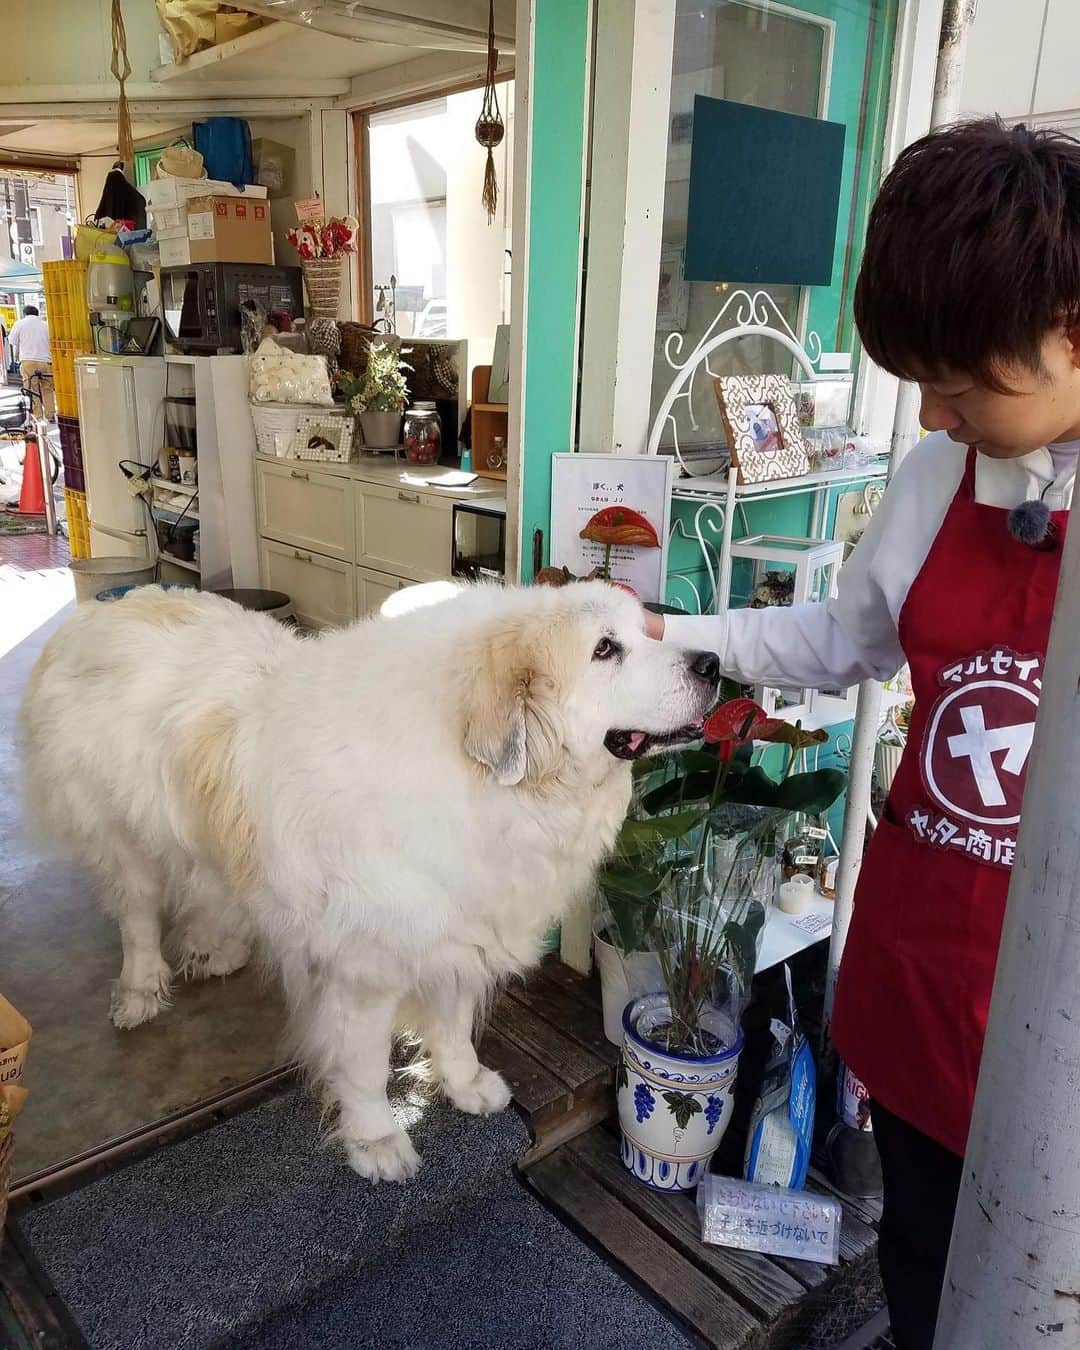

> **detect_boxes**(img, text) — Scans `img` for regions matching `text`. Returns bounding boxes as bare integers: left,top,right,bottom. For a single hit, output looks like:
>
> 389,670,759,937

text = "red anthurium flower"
703,697,794,761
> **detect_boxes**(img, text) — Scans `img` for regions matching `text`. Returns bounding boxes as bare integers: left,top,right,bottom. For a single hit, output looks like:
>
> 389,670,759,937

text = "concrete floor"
1,536,286,1183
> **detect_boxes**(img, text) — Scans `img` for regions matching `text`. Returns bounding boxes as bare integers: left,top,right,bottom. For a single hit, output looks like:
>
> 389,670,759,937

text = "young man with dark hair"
648,119,1078,1348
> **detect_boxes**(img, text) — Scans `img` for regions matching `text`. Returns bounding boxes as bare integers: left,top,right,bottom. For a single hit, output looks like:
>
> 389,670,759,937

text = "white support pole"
821,678,882,1058
934,490,1080,1347
578,0,676,456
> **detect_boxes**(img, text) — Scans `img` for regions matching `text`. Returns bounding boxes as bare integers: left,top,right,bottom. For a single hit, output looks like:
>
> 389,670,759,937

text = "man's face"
917,326,1080,458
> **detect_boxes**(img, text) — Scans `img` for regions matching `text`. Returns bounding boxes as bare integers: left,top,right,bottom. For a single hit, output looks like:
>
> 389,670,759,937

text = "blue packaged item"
193,118,253,188
744,964,816,1189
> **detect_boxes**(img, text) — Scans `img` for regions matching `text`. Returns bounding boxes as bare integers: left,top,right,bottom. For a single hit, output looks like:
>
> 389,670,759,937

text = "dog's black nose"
689,651,720,686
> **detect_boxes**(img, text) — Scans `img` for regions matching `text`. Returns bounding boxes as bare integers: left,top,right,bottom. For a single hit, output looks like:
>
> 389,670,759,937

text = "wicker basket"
291,409,354,462
0,994,32,1245
302,257,344,320
249,402,308,456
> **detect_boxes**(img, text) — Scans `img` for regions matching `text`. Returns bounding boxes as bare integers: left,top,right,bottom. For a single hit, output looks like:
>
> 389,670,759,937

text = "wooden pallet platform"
481,956,618,1161
528,1125,883,1350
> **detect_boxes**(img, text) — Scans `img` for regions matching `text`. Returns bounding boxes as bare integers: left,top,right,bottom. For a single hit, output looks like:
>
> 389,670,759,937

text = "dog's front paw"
109,982,168,1029
344,1130,421,1184
445,1065,512,1116
178,938,251,981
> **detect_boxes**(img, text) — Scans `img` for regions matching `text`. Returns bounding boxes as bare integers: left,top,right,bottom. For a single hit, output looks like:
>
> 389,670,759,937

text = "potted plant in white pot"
601,698,844,1192
340,341,410,450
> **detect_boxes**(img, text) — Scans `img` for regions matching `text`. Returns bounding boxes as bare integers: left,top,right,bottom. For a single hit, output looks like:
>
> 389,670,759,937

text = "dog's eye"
593,636,621,661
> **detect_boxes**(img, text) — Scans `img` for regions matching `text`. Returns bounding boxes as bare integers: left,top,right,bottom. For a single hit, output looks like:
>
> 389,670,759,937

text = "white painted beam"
340,50,514,110
578,0,676,456
0,88,342,108
229,0,514,53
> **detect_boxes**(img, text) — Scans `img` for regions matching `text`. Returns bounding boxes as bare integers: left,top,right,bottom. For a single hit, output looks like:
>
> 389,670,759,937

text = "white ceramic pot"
593,928,663,1047
617,992,743,1192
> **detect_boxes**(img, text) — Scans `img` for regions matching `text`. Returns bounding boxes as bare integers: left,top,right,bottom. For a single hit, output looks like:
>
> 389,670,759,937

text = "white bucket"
70,557,157,604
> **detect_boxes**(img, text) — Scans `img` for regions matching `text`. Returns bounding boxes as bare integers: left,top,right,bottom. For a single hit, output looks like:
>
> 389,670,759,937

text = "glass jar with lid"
402,402,442,465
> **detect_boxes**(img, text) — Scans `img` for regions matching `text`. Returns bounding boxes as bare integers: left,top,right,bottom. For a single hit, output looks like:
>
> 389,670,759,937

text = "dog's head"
459,582,720,786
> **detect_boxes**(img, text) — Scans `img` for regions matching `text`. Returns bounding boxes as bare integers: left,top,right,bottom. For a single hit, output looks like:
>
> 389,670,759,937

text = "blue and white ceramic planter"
616,992,744,1192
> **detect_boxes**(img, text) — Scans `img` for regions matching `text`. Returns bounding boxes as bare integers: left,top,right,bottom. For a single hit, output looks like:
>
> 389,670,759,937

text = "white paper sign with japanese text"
697,1173,841,1265
549,453,673,603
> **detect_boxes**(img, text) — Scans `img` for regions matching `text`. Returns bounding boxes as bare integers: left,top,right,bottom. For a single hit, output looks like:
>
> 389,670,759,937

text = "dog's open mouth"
604,723,704,760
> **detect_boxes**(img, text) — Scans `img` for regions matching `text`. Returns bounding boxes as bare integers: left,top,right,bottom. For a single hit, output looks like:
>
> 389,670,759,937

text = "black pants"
872,1101,964,1350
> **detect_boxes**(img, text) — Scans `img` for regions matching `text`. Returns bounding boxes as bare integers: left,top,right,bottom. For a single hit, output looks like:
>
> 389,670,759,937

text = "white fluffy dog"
21,581,719,1181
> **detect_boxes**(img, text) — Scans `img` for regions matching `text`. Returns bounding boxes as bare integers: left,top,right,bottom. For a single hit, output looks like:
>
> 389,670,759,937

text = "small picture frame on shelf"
657,246,690,334
713,373,809,484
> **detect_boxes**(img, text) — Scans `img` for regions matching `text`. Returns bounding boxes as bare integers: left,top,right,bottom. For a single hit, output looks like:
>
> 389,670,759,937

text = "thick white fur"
21,582,714,1181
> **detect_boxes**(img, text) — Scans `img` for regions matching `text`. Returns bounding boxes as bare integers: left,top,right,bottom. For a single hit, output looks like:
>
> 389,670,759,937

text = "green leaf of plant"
773,767,846,814
662,1090,703,1130
599,859,666,898
721,918,760,993
616,809,703,852
640,770,717,814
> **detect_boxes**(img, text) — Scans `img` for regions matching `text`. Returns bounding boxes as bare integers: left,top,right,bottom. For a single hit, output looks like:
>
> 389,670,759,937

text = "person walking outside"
10,305,54,420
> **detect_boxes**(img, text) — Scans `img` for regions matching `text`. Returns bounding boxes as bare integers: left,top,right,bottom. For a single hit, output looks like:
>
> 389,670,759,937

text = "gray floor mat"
17,1085,694,1350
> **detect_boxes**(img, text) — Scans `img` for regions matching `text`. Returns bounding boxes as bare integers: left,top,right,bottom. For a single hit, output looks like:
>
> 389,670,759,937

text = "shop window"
362,81,513,369
651,0,893,459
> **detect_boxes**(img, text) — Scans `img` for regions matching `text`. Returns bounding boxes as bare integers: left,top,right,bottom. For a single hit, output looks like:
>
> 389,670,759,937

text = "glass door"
651,0,897,458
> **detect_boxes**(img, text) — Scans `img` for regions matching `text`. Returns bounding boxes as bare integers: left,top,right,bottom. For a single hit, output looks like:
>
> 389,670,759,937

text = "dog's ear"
462,627,564,786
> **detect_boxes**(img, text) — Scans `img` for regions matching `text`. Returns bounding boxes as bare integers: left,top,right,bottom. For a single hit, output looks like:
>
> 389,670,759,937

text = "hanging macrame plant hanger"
475,0,505,224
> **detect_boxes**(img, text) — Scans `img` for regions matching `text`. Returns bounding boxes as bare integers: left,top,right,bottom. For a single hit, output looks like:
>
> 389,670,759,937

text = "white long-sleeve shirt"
664,432,1077,688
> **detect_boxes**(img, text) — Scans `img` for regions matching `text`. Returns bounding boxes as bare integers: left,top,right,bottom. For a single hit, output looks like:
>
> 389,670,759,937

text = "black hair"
854,118,1080,391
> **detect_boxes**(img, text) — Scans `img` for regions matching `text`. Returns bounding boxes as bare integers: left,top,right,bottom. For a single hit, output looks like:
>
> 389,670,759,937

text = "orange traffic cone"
9,432,47,516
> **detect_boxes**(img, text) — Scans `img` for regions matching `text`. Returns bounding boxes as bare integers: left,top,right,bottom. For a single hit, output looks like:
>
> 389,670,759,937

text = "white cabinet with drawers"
254,454,503,628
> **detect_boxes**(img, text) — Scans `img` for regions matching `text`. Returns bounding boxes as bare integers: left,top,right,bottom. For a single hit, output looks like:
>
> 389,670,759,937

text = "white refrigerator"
76,355,166,559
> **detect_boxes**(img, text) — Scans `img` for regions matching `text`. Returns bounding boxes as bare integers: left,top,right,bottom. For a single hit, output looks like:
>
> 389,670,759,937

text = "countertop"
255,452,505,504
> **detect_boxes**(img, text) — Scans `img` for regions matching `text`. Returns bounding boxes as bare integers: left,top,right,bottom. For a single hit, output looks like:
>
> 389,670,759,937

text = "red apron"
831,448,1069,1157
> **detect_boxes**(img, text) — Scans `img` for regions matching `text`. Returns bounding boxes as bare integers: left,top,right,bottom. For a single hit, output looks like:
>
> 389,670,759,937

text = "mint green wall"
518,0,591,580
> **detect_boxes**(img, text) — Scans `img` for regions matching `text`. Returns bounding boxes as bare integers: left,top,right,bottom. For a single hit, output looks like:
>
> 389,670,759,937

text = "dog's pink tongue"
627,732,647,754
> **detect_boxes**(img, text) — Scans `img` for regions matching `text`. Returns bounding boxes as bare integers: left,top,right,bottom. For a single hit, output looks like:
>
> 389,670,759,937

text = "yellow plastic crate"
51,340,93,419
43,260,92,344
64,487,90,559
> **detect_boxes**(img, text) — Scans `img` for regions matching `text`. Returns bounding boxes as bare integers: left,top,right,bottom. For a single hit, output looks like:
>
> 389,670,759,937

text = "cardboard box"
142,177,267,211
184,194,273,265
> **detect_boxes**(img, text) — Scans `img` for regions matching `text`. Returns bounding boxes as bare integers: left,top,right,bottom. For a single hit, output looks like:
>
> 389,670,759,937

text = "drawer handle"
397,490,421,504
290,469,310,481
293,549,313,562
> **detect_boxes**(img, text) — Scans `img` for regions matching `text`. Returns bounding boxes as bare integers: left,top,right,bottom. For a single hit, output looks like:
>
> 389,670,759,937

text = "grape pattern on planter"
705,1095,724,1134
634,1082,656,1123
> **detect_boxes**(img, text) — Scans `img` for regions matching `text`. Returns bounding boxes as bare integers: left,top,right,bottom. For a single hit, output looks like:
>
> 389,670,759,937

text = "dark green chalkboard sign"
684,95,845,288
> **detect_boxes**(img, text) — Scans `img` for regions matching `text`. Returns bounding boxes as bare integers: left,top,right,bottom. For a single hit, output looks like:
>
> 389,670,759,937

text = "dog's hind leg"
302,976,420,1184
415,979,511,1117
170,864,252,981
102,838,172,1029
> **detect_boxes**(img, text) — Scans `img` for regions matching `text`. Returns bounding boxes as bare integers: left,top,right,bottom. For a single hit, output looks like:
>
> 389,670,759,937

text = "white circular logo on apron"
922,654,1041,827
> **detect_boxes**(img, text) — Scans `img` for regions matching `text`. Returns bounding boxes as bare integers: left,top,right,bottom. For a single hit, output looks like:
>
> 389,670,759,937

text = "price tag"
294,195,324,223
697,1174,840,1265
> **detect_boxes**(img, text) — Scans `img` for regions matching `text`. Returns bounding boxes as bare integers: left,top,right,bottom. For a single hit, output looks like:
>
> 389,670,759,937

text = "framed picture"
713,374,810,484
657,246,689,334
